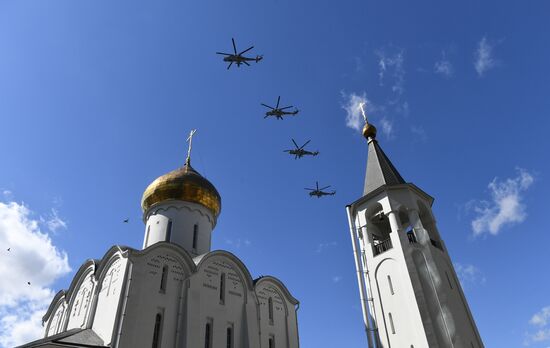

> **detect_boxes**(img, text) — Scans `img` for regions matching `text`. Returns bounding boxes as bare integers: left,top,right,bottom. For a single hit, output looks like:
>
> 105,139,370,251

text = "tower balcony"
373,237,393,256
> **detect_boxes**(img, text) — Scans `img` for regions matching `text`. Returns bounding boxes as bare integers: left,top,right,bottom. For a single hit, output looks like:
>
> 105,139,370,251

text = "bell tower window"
166,220,172,242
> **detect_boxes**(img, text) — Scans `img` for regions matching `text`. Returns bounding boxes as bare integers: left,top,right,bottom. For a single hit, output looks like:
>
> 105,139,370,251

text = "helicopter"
304,181,336,198
261,96,299,120
216,38,263,69
284,139,319,159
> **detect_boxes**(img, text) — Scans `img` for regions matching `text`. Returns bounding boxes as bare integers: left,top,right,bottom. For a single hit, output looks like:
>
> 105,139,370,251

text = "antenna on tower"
185,129,197,166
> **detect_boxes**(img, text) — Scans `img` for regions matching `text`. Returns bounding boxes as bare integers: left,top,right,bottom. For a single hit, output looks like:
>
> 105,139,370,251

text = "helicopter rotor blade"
227,62,233,70
276,96,281,109
232,38,237,55
243,61,250,66
291,138,299,148
216,52,232,55
320,185,331,190
280,106,293,110
304,188,315,191
261,103,274,109
316,181,319,190
239,46,254,55
300,140,311,149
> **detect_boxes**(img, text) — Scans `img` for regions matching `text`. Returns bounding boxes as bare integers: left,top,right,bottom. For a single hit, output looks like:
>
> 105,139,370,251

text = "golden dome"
362,123,377,139
141,163,221,218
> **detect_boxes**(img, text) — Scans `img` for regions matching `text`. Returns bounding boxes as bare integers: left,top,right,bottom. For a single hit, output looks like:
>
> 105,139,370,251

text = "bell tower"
345,108,484,347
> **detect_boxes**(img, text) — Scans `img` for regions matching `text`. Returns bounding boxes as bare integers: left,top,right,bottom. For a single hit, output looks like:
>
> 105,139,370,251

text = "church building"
346,118,484,347
19,133,300,348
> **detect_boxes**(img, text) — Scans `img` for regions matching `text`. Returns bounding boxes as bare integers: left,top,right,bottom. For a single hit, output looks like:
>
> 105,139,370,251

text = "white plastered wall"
66,270,96,330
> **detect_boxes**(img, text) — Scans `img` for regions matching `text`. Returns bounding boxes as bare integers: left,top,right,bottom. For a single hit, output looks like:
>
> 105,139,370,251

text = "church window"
388,312,395,334
220,273,226,304
193,224,199,250
387,275,394,295
166,220,173,242
269,335,275,348
226,326,233,348
268,297,274,324
152,313,162,348
160,265,168,293
445,271,453,289
205,321,212,348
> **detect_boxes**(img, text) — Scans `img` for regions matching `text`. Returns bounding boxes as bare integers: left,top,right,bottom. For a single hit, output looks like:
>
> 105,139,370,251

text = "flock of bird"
218,38,337,198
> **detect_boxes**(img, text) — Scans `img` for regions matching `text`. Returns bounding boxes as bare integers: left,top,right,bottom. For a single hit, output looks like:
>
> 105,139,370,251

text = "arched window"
226,326,233,348
388,312,395,334
160,265,168,293
152,313,162,348
166,220,173,242
220,273,226,304
268,297,274,324
269,335,275,348
193,224,199,250
204,321,212,348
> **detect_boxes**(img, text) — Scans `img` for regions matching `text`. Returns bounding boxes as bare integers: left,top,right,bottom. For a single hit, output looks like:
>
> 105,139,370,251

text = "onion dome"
362,123,377,139
141,162,221,218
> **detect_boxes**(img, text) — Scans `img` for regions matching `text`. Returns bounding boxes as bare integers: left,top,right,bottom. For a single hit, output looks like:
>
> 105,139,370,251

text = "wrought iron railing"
373,238,393,256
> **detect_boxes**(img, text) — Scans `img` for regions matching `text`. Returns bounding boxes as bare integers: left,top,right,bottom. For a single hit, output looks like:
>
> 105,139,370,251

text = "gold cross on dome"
185,129,197,165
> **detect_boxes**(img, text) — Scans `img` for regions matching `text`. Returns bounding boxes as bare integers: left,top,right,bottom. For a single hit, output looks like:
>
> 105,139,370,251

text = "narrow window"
220,273,225,304
388,312,395,334
145,225,151,246
445,271,453,289
269,336,275,348
387,275,394,295
152,313,162,348
193,224,199,249
226,326,233,348
268,297,274,324
160,265,168,292
166,220,172,242
204,321,212,348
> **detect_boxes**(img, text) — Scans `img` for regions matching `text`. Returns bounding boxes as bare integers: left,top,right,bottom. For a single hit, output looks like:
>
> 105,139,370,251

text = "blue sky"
0,0,549,346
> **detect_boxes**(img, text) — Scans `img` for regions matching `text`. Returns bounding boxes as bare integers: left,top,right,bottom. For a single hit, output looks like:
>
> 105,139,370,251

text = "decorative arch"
42,290,66,324
145,201,216,228
65,260,96,306
254,276,298,317
195,250,255,293
94,245,130,284
134,241,196,275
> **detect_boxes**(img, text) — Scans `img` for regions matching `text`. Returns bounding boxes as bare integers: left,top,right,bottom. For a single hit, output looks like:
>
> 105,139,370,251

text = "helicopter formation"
217,38,335,198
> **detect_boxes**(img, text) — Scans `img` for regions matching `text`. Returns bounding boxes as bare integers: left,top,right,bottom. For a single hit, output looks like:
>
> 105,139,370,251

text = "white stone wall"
66,271,96,330
45,300,66,337
143,201,215,256
92,256,128,345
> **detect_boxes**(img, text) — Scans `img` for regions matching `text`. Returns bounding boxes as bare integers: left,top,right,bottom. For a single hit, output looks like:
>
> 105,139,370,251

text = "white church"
17,117,486,348
345,119,485,347
19,134,300,348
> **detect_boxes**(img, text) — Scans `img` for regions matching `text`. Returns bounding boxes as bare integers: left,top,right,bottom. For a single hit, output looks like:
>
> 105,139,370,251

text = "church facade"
20,151,299,348
346,120,484,347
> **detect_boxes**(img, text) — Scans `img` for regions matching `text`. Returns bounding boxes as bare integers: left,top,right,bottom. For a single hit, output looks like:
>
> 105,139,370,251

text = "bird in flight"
123,218,129,223
7,248,10,252
27,282,31,285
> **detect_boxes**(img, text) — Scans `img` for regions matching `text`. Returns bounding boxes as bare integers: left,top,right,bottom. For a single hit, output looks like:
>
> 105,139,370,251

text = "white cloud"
224,238,251,249
376,48,405,95
453,263,486,289
474,36,497,77
42,209,67,234
470,168,534,236
315,241,337,253
434,52,454,78
530,307,550,327
411,126,427,142
379,118,394,138
0,199,71,347
526,307,550,345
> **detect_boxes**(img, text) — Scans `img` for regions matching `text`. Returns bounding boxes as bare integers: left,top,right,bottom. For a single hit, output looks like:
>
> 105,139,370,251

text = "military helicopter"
261,96,299,120
216,38,263,69
304,181,336,198
284,139,319,159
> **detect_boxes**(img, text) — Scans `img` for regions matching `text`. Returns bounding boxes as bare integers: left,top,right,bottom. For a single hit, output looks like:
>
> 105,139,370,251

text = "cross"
185,129,197,165
359,102,368,123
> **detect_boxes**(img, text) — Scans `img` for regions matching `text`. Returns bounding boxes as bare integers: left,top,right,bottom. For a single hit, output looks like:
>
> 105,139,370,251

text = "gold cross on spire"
359,102,369,124
185,129,197,166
